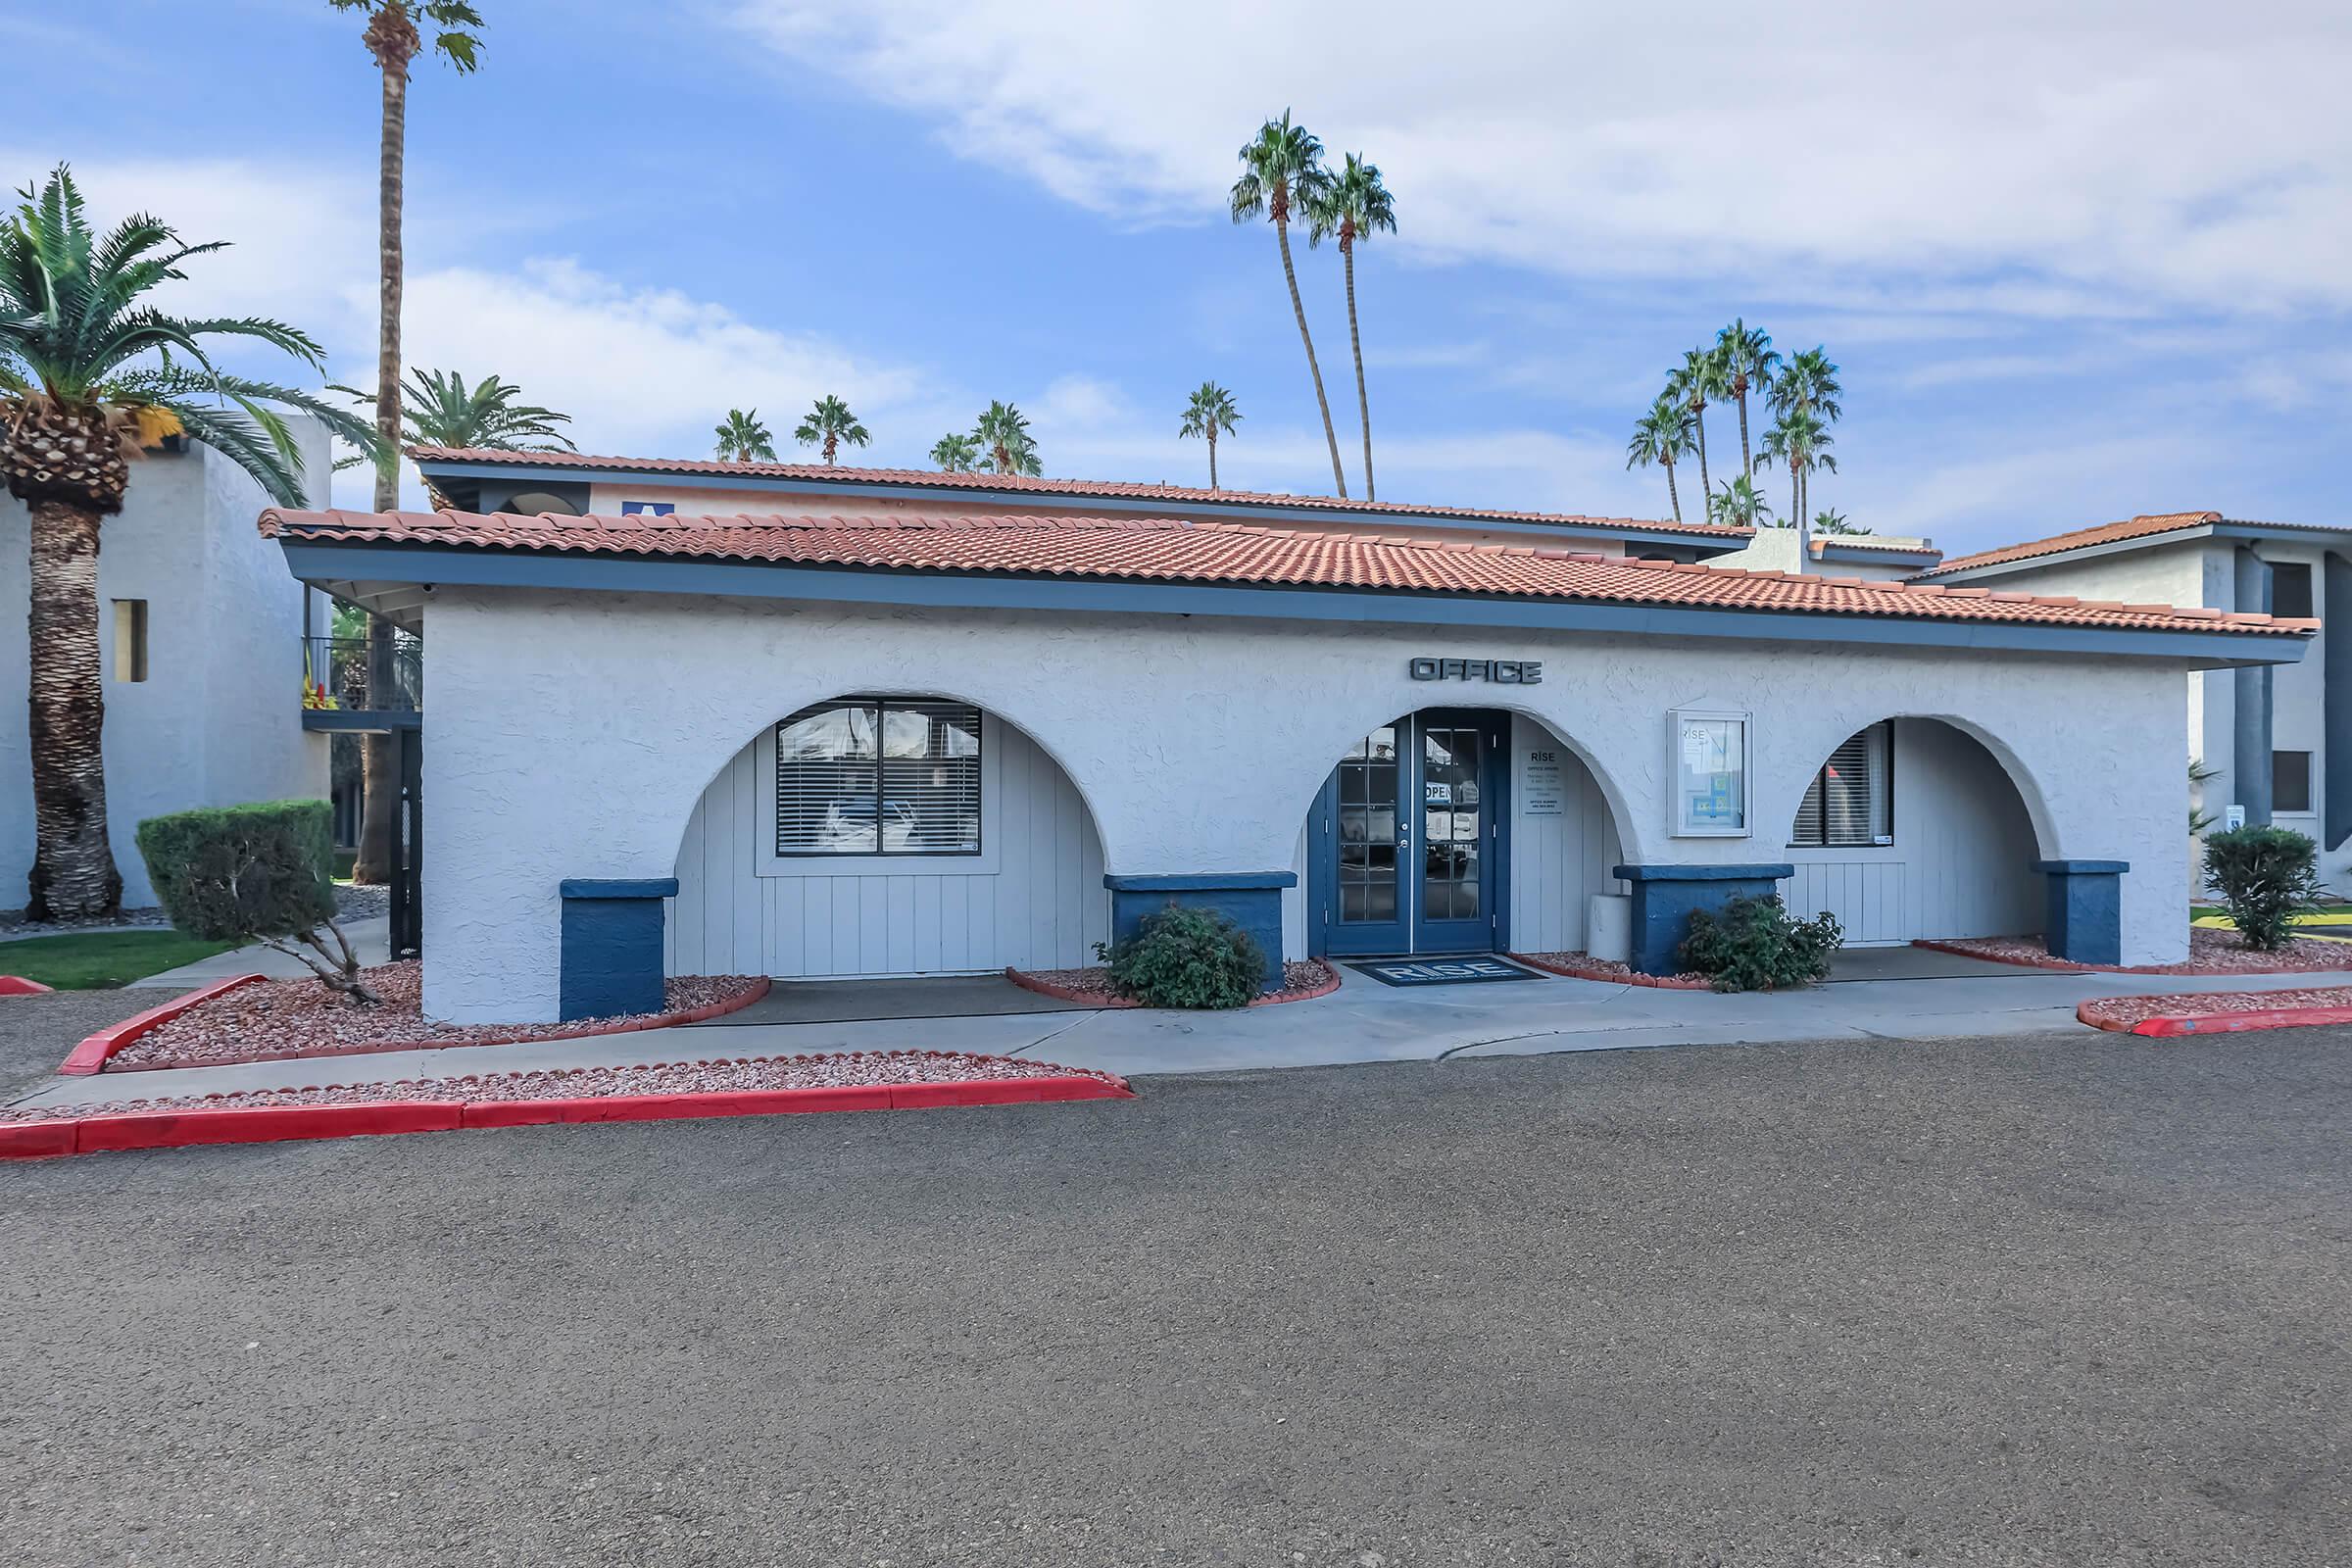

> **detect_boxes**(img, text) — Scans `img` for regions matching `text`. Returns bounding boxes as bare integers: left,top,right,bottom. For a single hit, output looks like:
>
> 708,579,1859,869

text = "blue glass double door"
1310,709,1507,957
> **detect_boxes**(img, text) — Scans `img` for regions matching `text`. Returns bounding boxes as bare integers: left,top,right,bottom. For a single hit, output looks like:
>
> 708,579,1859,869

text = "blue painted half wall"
1612,863,1796,976
560,878,677,1022
1105,872,1295,991
2034,860,2127,966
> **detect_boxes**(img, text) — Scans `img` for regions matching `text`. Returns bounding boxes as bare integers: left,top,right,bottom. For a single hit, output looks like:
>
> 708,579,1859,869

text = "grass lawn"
0,930,237,990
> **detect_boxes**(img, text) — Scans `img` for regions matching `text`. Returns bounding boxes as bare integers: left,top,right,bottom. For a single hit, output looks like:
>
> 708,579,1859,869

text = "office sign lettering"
1407,658,1543,684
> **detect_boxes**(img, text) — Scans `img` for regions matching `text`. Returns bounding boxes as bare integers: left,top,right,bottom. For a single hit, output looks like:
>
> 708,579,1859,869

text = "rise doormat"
1347,956,1544,988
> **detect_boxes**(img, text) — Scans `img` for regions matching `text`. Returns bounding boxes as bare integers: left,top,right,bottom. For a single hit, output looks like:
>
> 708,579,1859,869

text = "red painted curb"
1004,961,1342,1009
2076,998,2352,1037
59,973,269,1075
0,976,54,997
0,1072,1136,1160
97,977,775,1073
1507,953,1711,990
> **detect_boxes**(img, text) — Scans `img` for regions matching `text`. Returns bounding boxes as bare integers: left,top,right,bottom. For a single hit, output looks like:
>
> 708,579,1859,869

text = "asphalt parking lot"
7,1027,2349,1565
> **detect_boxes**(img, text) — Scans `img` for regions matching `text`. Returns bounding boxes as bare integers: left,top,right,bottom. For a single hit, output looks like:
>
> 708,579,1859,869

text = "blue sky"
7,0,2350,555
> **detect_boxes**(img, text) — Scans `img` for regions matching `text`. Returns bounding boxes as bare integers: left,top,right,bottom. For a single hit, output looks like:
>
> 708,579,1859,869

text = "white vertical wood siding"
1507,714,1624,954
666,721,1109,978
1785,718,2041,946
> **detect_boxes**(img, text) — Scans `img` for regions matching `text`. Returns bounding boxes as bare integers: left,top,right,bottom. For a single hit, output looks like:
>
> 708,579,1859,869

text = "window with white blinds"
1790,721,1892,848
775,698,983,856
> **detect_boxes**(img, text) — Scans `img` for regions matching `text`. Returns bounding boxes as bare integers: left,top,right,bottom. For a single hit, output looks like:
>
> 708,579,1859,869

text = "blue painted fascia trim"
1105,871,1298,891
560,878,680,899
1613,862,1796,882
277,542,2313,667
301,709,422,732
1819,546,1941,567
411,459,1746,555
2032,859,2129,874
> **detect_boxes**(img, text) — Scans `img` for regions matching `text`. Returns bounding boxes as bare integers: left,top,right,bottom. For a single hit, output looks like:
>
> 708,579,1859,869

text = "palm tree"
330,368,571,502
793,394,869,466
973,400,1041,476
1625,394,1698,522
712,408,776,463
1664,346,1729,506
1305,153,1396,501
328,0,482,887
1769,347,1843,525
930,432,981,472
1715,318,1780,484
1231,112,1347,498
0,167,378,917
1757,407,1838,564
1707,474,1774,529
1177,381,1242,489
1813,507,1869,536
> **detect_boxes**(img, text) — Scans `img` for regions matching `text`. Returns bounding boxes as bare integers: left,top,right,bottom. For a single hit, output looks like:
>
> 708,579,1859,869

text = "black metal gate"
388,726,423,960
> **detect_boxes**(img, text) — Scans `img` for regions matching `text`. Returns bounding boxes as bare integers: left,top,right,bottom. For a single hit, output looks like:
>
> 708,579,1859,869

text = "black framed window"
775,698,982,856
2275,750,2314,813
1790,722,1893,848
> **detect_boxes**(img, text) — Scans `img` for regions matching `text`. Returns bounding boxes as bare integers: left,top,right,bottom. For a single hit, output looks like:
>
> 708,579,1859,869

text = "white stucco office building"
262,451,2315,1025
2,423,331,910
1923,511,2352,892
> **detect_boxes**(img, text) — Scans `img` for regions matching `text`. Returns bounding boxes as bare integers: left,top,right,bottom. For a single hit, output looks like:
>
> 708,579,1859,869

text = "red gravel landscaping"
1923,929,2352,976
1006,958,1340,1008
105,961,766,1070
1510,952,1711,989
4,1050,1126,1122
2080,986,2352,1032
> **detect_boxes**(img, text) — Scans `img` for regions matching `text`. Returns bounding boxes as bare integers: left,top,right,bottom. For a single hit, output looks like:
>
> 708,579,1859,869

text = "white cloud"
729,0,2352,312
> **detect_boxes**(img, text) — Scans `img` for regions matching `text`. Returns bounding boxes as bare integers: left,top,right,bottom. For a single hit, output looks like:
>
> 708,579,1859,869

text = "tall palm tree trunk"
1342,237,1374,501
1275,219,1348,498
356,9,416,888
824,432,838,465
24,495,123,918
1665,462,1682,522
1692,415,1711,514
1794,464,1811,570
1736,391,1752,483
1207,430,1219,490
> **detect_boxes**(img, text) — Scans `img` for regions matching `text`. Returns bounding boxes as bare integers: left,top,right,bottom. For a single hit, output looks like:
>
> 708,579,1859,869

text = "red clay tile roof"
261,508,2314,639
1921,512,2227,576
406,444,1748,540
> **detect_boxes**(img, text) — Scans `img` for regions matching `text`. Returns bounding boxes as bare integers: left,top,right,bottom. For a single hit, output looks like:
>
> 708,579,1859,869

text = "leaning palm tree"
1663,346,1729,506
1305,153,1396,500
1177,381,1242,489
793,394,869,466
0,167,379,917
1715,318,1780,483
1625,394,1698,522
1707,473,1774,529
1230,112,1347,498
973,400,1041,476
328,0,482,887
930,432,981,472
329,368,571,501
1757,407,1838,564
713,408,776,463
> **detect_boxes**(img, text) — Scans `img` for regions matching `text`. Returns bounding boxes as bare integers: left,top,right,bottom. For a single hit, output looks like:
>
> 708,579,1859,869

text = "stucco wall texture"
0,426,329,910
421,587,2194,1023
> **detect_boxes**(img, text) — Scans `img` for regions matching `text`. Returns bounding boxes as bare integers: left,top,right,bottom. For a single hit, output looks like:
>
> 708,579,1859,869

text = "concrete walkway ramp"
691,973,1094,1027
1825,946,2039,983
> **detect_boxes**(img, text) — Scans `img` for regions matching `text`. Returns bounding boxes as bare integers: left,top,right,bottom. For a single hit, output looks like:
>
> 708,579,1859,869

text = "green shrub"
1101,902,1266,1009
135,800,377,1004
1679,893,1841,993
2203,825,2324,951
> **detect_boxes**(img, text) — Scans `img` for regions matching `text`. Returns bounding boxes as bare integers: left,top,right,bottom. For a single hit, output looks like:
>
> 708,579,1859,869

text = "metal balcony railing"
302,634,422,714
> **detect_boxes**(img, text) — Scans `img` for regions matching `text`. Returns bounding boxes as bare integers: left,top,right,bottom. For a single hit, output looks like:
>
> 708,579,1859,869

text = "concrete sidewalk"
19,957,2352,1109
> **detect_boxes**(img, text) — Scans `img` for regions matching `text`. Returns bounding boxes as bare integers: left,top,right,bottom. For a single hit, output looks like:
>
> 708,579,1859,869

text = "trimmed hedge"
135,799,337,944
1102,902,1266,1009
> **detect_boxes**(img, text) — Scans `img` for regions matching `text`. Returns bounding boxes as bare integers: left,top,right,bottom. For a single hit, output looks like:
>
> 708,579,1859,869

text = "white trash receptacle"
1587,893,1633,964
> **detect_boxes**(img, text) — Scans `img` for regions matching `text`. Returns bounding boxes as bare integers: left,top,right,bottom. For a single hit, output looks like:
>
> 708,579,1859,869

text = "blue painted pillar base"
1612,863,1796,976
1104,872,1295,991
560,878,678,1021
2034,859,2127,966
